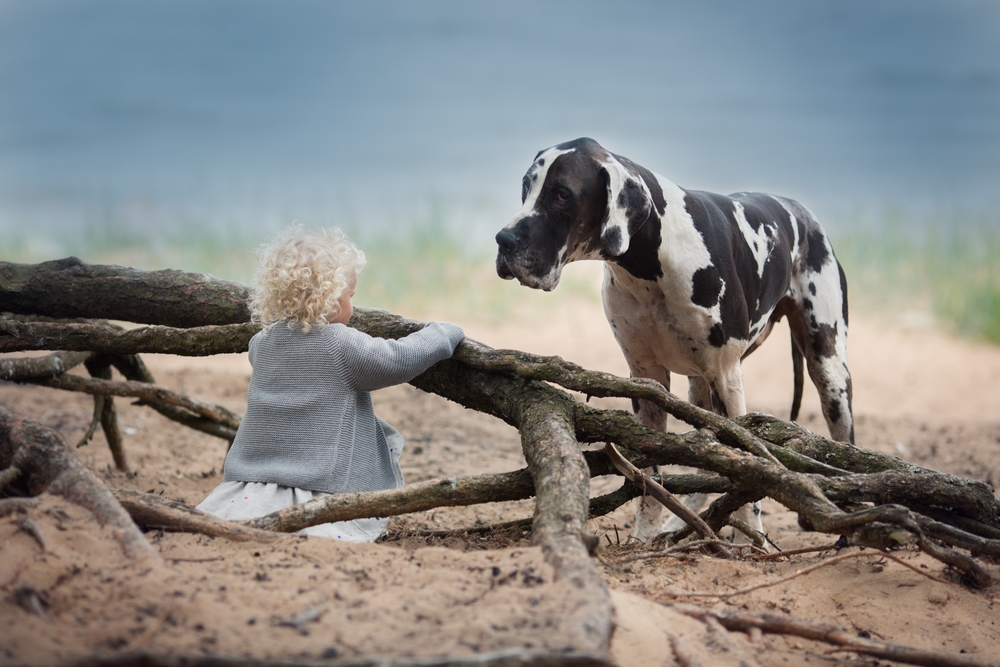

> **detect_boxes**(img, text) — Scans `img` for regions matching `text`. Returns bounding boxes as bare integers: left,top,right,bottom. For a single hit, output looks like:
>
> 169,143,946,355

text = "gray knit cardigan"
223,320,464,494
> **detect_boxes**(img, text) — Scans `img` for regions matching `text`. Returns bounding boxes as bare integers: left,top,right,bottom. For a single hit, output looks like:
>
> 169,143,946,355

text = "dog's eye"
553,188,569,203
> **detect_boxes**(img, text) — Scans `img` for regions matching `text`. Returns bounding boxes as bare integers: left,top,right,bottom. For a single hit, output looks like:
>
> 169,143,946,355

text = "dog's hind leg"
790,262,855,444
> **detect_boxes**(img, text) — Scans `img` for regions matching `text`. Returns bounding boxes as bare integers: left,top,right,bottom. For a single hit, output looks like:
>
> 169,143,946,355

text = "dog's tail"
790,330,804,422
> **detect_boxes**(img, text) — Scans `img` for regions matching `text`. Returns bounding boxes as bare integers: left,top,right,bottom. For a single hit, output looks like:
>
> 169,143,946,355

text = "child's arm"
329,322,464,392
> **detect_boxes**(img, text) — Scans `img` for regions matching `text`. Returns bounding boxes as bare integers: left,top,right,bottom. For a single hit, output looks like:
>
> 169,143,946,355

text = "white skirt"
196,418,405,543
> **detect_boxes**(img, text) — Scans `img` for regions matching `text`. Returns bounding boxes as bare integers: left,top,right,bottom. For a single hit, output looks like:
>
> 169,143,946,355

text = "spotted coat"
495,137,853,543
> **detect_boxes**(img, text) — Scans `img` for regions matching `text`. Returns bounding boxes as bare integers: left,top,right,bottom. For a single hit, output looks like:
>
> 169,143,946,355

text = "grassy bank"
5,213,998,343
0,220,601,324
833,213,1000,344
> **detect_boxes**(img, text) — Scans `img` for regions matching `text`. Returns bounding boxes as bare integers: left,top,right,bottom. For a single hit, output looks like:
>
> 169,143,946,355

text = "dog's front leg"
629,370,671,544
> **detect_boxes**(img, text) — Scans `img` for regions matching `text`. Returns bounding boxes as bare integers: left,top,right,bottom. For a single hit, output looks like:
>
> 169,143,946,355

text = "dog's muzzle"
494,229,519,280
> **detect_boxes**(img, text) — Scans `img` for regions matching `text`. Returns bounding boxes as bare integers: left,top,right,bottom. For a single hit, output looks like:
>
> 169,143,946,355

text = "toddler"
197,225,464,541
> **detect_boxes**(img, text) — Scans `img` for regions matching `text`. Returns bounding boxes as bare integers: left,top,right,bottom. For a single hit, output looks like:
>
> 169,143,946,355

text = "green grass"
833,211,1000,344
1,215,601,324
6,208,999,343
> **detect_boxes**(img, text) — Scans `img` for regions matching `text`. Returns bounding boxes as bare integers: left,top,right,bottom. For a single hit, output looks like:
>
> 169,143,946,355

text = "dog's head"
495,137,654,291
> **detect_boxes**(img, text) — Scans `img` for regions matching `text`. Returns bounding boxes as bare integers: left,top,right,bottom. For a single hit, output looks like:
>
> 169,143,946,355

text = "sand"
2,277,1000,665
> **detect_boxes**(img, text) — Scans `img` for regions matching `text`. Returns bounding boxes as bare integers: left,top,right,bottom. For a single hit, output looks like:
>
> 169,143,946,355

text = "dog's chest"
601,264,723,376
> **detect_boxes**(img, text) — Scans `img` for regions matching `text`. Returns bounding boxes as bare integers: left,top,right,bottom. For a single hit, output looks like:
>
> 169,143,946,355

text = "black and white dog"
495,137,853,544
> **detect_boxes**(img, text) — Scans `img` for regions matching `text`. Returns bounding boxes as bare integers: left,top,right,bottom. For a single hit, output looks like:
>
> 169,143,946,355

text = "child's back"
197,225,464,541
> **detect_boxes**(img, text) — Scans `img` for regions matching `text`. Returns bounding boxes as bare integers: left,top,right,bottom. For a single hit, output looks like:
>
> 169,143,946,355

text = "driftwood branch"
0,350,92,381
0,406,159,564
5,258,1000,663
83,356,129,471
24,372,242,430
112,489,283,543
0,317,260,356
0,257,251,326
602,442,730,556
670,602,997,667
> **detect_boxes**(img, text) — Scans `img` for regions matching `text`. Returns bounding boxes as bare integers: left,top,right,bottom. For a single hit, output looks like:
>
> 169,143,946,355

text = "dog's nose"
495,229,519,252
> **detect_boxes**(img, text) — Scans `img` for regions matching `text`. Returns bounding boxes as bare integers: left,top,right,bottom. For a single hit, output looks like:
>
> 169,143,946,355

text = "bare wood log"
113,489,282,543
85,357,129,471
738,412,927,473
0,405,160,563
513,383,612,655
670,602,998,667
573,411,994,585
107,353,238,442
0,257,251,326
815,470,1000,532
454,341,787,468
0,350,92,381
602,442,730,556
144,403,238,442
23,373,242,430
246,470,536,533
344,308,997,584
0,317,259,356
118,466,719,541
4,263,996,588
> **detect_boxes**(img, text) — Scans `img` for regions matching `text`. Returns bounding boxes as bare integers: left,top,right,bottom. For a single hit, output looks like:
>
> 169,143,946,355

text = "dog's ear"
600,158,652,257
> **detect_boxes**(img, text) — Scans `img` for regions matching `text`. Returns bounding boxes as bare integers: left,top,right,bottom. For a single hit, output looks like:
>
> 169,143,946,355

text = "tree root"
0,256,252,327
0,317,260,357
0,349,92,381
4,258,1000,663
24,373,241,431
0,406,160,564
602,442,730,556
669,601,998,667
112,489,283,543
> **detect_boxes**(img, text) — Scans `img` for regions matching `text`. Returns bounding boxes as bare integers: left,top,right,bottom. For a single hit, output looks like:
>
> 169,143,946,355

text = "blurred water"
0,0,998,255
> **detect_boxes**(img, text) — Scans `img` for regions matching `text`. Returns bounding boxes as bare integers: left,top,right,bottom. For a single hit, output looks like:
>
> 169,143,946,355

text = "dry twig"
670,602,997,667
658,549,951,600
603,442,730,557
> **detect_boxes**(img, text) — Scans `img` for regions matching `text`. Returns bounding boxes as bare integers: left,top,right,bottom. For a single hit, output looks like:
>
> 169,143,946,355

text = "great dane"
494,137,853,544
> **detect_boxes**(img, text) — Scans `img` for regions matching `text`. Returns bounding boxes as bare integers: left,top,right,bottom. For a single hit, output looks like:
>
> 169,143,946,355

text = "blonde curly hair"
250,225,366,332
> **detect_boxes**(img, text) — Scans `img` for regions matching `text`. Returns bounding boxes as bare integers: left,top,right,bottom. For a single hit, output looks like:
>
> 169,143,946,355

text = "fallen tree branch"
602,442,730,557
0,257,252,327
0,350,92,381
106,353,238,442
84,357,129,471
669,602,997,667
0,317,260,357
7,261,998,592
22,373,241,431
570,409,994,585
246,470,537,533
0,406,160,564
112,489,283,543
454,341,787,467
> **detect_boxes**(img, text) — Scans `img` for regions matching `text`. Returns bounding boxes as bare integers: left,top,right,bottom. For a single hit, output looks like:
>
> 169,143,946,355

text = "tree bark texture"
0,257,251,326
0,406,159,564
3,259,1000,587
